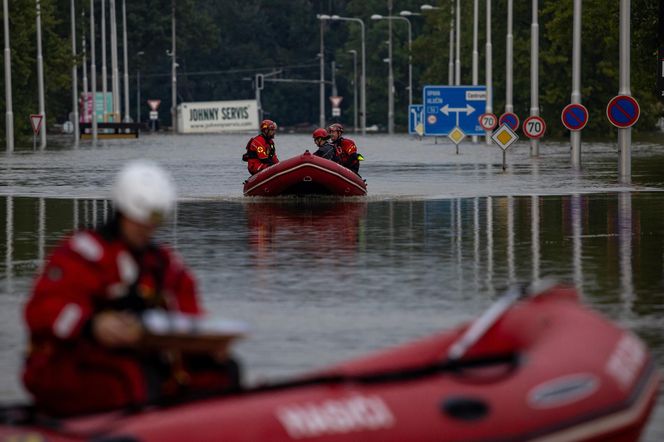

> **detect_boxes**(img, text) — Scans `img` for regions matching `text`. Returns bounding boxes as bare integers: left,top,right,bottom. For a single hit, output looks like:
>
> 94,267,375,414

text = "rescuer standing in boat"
327,123,362,175
311,128,340,163
22,160,240,417
243,119,279,175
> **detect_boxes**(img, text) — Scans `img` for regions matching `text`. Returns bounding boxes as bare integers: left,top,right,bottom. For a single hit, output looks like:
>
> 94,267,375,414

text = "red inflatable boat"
243,151,367,197
0,283,659,441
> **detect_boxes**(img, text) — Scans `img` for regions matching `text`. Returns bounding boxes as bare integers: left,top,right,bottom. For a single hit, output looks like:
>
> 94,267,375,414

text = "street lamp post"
372,14,414,110
317,14,327,128
3,0,13,152
171,0,177,133
122,0,130,122
110,0,120,120
348,49,358,132
320,14,366,135
399,10,419,107
90,0,98,142
421,4,453,85
36,0,47,149
70,0,79,144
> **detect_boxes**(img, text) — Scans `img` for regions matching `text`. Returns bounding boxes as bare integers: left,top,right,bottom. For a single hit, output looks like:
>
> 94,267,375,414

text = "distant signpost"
30,114,43,151
409,105,424,136
561,103,589,131
606,95,640,128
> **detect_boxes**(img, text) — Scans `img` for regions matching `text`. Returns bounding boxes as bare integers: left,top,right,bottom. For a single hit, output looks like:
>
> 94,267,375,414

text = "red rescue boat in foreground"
0,283,659,441
243,151,367,197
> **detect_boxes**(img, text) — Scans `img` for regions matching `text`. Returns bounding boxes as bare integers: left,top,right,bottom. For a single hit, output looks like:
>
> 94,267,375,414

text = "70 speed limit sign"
522,116,546,139
478,113,498,131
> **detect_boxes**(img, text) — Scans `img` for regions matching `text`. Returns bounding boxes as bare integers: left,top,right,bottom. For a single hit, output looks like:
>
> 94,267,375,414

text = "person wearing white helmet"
22,160,240,417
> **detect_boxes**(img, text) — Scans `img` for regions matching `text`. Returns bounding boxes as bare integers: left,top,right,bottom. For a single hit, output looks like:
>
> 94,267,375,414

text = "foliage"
0,0,661,146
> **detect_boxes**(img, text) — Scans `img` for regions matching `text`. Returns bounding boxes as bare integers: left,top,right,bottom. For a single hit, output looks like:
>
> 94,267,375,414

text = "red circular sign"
561,104,589,131
478,113,498,131
606,95,640,128
499,112,520,131
522,116,547,139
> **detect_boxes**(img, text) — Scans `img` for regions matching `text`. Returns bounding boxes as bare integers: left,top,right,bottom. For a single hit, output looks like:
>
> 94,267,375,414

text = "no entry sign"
561,103,589,131
522,116,546,139
606,95,640,128
478,113,498,131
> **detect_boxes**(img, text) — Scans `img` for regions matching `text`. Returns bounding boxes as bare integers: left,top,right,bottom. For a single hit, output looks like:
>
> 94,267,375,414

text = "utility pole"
90,0,98,142
122,0,130,122
171,0,177,133
3,0,14,152
618,0,632,182
110,0,120,120
36,0,47,149
387,0,394,134
505,0,513,113
101,0,107,121
319,17,325,127
485,0,493,145
530,0,540,156
70,0,79,144
570,0,582,168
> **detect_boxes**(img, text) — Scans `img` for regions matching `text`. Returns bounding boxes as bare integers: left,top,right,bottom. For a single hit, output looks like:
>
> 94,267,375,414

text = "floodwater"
1,132,664,440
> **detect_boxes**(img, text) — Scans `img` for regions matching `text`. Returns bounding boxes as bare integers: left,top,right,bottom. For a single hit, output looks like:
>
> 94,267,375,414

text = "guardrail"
79,122,141,139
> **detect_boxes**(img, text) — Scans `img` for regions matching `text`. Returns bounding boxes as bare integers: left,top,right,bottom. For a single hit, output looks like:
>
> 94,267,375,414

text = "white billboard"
177,99,259,133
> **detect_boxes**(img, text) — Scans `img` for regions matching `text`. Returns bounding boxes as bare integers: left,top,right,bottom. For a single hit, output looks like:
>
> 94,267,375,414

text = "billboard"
177,100,259,133
79,92,115,123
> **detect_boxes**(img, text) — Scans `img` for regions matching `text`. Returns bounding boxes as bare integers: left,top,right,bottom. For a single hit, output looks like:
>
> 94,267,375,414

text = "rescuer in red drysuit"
311,128,340,163
22,160,240,417
243,119,279,175
327,123,362,175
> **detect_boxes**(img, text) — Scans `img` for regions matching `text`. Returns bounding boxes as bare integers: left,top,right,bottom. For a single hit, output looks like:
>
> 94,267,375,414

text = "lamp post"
36,0,46,149
70,0,79,144
171,0,177,133
399,11,418,108
110,0,120,120
90,0,98,142
3,0,13,152
485,0,493,145
101,0,107,121
122,0,130,122
421,4,453,85
372,14,414,111
320,14,366,135
135,51,144,126
316,14,327,128
348,49,358,132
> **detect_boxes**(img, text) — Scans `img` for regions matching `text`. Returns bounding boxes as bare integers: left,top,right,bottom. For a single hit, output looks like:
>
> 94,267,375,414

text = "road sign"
522,116,546,139
491,124,519,151
149,111,159,120
148,99,161,111
409,105,424,135
332,107,341,117
423,85,486,136
329,96,343,108
30,114,43,135
62,121,74,134
606,95,640,128
479,113,497,131
561,103,589,131
448,127,466,144
498,112,520,131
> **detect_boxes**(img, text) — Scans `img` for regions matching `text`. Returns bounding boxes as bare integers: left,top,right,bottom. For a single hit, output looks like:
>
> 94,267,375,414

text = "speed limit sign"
522,116,546,139
478,113,498,131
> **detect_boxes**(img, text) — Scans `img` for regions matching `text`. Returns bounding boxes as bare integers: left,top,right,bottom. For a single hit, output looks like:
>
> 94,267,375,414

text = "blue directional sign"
408,105,424,135
423,85,486,136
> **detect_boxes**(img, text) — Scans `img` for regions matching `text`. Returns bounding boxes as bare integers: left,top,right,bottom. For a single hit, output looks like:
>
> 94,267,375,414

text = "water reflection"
244,201,368,264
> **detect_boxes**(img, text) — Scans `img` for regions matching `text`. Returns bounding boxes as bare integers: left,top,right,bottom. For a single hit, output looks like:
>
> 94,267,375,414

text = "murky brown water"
1,133,664,439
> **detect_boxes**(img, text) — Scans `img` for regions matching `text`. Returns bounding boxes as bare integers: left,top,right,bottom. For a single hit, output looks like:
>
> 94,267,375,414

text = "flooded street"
1,133,664,440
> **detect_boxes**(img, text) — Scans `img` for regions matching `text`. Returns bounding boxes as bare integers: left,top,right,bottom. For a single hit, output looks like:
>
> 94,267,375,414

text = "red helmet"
260,119,277,137
312,128,330,139
327,123,344,135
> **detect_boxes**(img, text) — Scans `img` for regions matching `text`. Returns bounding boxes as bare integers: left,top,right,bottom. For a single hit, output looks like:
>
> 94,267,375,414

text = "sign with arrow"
423,85,486,136
408,104,424,135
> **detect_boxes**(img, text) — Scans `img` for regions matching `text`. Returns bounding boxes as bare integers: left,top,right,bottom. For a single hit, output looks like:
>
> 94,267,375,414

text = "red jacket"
23,222,233,416
332,137,360,173
245,134,279,175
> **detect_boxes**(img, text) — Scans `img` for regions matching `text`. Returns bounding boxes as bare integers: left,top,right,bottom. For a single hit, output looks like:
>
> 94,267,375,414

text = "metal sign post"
30,114,43,150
